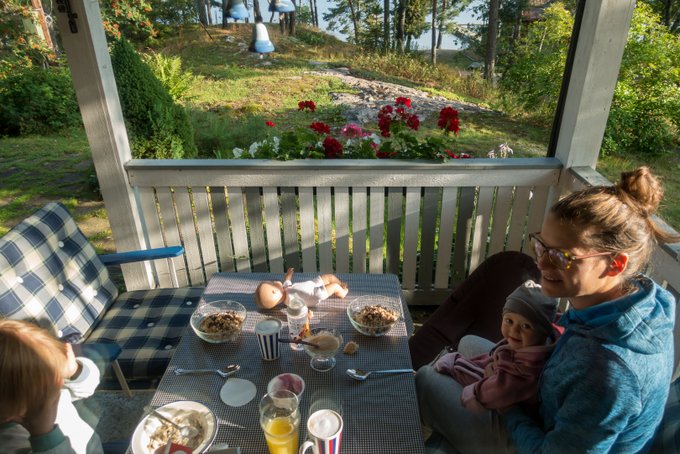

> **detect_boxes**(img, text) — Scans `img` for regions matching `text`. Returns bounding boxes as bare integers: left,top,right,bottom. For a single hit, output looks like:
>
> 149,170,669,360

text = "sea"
211,0,482,50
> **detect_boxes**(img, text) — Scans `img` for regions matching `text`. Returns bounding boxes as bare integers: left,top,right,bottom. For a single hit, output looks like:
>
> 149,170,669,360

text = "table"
148,273,426,453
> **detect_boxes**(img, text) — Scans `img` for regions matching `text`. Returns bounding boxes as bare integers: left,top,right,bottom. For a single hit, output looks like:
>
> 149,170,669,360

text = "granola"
198,311,244,341
351,304,399,335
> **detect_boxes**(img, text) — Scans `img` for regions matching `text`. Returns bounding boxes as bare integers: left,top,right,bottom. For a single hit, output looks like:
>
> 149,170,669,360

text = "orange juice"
264,416,299,454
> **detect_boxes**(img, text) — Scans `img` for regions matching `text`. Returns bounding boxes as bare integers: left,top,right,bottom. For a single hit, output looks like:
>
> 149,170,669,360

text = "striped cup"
255,318,282,360
299,409,343,454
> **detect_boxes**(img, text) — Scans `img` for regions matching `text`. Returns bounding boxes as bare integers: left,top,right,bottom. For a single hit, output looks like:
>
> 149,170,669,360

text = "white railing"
126,158,562,304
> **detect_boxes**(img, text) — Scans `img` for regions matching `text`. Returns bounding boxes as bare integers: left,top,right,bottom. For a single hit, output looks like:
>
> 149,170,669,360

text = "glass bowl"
302,328,343,372
347,295,402,337
190,300,247,343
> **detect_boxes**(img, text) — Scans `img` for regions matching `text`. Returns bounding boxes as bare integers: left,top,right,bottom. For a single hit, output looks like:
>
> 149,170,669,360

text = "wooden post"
53,0,154,290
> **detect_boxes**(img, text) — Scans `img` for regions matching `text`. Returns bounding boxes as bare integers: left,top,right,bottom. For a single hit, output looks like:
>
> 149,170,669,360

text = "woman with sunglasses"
416,166,677,453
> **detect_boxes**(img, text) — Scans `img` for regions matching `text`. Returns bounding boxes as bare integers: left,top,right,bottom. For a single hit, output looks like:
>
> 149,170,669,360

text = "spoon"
143,405,199,438
277,338,320,348
174,364,240,378
346,368,415,381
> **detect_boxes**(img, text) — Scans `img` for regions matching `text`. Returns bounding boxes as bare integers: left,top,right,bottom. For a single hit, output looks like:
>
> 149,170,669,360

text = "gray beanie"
503,280,559,337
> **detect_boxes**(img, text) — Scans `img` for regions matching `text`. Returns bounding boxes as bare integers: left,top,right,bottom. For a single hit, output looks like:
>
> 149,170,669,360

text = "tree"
484,0,499,81
603,3,680,154
404,0,428,50
500,2,573,119
643,0,680,32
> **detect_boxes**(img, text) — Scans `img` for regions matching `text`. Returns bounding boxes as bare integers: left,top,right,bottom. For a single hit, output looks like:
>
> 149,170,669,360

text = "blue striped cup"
255,318,282,360
299,409,343,454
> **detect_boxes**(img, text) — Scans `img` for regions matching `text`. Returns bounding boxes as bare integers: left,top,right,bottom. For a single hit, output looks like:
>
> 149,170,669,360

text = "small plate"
131,400,217,454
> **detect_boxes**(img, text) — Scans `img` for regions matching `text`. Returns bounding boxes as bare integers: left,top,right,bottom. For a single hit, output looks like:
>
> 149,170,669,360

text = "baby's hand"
433,352,462,374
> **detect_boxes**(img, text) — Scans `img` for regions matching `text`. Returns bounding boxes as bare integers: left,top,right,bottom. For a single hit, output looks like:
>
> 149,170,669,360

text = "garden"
1,0,679,243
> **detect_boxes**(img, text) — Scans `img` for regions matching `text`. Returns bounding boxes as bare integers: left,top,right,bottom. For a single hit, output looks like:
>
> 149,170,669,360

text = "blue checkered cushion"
0,202,118,338
86,287,203,380
651,378,680,453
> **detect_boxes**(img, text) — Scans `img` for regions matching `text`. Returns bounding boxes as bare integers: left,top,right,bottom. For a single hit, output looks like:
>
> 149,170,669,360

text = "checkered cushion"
0,202,118,338
86,287,203,380
651,378,680,453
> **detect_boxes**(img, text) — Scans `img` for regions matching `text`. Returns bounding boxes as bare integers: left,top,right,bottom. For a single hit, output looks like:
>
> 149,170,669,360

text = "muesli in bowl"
190,300,247,343
131,401,217,454
347,296,402,337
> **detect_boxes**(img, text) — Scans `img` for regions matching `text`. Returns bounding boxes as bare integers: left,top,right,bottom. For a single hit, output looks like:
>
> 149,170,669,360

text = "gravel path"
307,67,493,124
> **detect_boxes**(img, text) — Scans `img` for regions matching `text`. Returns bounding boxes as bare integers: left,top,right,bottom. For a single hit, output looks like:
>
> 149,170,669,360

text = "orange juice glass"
260,390,300,454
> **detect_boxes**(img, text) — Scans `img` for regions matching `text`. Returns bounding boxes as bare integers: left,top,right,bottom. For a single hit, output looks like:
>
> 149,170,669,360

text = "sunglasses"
529,233,612,270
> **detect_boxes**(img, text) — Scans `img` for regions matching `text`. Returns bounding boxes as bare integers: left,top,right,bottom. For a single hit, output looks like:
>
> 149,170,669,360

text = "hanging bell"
249,21,275,55
269,0,295,13
226,0,249,20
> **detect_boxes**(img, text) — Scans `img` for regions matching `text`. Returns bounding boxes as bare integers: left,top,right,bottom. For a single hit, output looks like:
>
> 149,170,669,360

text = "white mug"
299,409,343,454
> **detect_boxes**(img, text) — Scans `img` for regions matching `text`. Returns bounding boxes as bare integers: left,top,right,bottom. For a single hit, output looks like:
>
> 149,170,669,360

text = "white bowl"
131,400,217,454
267,373,306,398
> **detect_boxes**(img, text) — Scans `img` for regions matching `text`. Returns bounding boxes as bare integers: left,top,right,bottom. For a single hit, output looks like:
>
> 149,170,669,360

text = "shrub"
602,4,680,155
142,51,196,102
110,37,197,159
0,65,82,136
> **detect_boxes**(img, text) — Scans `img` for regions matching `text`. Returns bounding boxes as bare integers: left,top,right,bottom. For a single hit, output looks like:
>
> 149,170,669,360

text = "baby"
433,280,560,413
255,268,349,309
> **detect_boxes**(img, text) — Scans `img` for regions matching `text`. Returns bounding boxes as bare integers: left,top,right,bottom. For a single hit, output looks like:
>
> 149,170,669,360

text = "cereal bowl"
347,295,402,337
190,300,247,343
267,373,306,398
131,400,217,454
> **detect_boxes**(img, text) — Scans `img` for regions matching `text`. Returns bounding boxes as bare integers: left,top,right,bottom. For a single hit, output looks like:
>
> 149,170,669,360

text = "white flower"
487,150,496,158
499,143,513,158
248,141,259,157
272,136,280,153
232,147,244,158
368,133,381,145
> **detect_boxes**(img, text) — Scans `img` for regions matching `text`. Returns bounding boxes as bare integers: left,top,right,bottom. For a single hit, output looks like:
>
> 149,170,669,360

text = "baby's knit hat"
503,280,559,337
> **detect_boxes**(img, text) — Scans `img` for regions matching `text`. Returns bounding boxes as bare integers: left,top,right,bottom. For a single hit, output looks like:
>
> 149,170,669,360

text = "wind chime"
247,0,297,57
226,0,249,21
249,15,275,57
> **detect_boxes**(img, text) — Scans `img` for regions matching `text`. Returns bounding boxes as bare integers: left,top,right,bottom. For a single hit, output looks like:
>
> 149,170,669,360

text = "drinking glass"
259,389,300,454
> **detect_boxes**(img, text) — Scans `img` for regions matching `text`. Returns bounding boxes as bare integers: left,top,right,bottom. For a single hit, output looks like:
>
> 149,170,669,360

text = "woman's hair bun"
617,166,664,217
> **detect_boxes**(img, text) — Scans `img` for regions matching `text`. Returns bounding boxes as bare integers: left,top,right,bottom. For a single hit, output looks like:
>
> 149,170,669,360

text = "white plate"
131,400,217,454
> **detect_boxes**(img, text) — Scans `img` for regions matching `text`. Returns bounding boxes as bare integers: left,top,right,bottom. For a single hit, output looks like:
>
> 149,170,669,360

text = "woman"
0,319,104,453
416,167,677,453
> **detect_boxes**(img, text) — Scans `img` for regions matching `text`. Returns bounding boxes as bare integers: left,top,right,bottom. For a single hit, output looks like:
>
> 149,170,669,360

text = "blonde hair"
551,167,679,280
0,319,68,421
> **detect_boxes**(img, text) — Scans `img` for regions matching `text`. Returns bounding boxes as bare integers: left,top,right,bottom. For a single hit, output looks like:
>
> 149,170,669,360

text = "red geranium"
376,150,397,159
310,121,331,134
395,97,412,108
438,107,460,135
265,121,275,127
406,114,420,131
322,136,343,158
298,100,317,112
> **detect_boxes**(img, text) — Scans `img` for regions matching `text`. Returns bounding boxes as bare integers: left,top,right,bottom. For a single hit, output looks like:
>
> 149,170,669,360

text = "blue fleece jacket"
504,276,675,453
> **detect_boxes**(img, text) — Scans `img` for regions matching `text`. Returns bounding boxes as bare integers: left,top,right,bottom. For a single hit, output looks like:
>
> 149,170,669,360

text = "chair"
0,202,204,391
409,251,541,370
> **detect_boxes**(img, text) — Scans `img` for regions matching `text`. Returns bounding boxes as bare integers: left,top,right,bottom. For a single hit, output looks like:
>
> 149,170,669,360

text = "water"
213,0,482,50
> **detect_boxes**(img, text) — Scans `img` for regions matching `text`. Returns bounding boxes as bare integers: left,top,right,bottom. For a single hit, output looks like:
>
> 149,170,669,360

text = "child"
0,319,103,454
433,280,559,413
255,268,349,309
